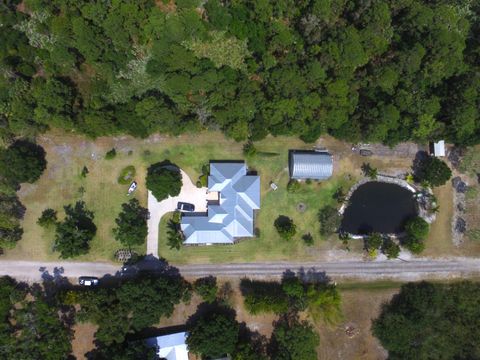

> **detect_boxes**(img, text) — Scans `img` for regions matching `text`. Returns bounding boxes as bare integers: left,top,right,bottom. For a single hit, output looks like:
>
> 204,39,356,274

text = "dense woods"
1,0,480,145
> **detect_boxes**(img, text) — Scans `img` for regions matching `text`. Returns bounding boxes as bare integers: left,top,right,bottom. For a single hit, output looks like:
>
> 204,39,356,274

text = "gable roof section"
181,162,260,245
289,151,333,180
145,332,189,360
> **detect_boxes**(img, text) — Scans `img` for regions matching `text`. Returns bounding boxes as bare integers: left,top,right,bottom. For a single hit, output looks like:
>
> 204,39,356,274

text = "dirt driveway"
146,170,207,256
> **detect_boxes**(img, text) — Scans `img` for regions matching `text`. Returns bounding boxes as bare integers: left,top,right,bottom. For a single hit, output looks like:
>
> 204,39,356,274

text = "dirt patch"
315,287,397,360
71,322,97,360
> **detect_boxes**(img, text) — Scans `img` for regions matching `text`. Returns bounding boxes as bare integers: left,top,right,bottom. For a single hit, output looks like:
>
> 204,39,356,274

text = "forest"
0,0,479,146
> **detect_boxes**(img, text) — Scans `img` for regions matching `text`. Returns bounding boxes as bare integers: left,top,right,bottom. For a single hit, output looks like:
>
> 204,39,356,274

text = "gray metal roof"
181,162,260,245
289,151,333,180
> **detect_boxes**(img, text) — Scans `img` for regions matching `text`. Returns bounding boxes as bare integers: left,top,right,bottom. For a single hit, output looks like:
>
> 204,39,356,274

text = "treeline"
1,0,480,145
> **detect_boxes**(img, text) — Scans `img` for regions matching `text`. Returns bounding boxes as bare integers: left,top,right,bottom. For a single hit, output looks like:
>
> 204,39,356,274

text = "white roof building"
289,150,333,180
145,332,189,360
432,140,445,157
180,162,260,245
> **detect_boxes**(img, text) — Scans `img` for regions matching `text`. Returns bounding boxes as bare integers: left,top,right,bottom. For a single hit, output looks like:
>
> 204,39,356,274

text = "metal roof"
289,151,333,180
181,162,260,245
145,332,189,360
433,140,445,157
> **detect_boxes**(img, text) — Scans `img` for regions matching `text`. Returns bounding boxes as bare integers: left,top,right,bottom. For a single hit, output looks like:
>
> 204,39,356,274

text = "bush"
270,318,320,360
365,233,383,250
403,236,425,254
172,210,181,224
81,166,89,178
382,238,400,259
167,219,183,250
37,208,57,228
117,165,136,185
302,233,314,246
146,161,182,201
287,179,301,193
318,206,340,236
240,279,289,315
105,148,117,159
194,276,218,303
274,216,296,240
416,156,452,187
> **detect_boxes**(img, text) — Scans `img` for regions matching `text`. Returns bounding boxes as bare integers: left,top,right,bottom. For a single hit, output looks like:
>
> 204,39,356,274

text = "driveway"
146,170,207,256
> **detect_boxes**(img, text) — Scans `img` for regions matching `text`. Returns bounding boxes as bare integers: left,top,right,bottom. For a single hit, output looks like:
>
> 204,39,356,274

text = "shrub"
403,236,425,254
274,216,296,240
365,233,383,250
172,210,181,224
194,276,218,303
117,165,136,185
318,206,340,236
240,279,289,315
242,142,257,157
37,208,57,228
146,161,182,201
105,148,117,160
167,219,183,250
382,238,400,259
287,179,301,193
81,166,89,178
302,233,314,246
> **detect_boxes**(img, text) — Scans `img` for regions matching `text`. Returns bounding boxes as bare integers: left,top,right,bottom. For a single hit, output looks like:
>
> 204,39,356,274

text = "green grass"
8,131,356,263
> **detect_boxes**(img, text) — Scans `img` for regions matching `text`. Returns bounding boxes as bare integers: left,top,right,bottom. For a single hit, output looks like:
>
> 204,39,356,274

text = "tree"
0,140,47,185
365,233,383,251
105,148,117,159
241,279,289,315
318,206,340,236
382,238,400,259
361,163,378,180
404,216,429,240
194,276,218,303
302,233,314,246
54,201,97,258
146,162,182,201
37,208,57,228
270,318,319,360
415,157,452,187
167,219,184,250
113,199,148,248
187,308,240,358
274,216,296,240
373,281,480,360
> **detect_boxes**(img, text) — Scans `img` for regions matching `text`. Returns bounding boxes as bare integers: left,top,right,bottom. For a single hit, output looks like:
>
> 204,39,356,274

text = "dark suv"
177,202,195,212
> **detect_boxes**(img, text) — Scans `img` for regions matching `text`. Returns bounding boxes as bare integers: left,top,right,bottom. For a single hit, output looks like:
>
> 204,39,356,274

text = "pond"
341,182,418,235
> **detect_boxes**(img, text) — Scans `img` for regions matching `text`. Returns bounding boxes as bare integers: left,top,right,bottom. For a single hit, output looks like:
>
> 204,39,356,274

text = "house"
180,162,260,245
431,140,446,157
145,331,189,360
289,150,333,180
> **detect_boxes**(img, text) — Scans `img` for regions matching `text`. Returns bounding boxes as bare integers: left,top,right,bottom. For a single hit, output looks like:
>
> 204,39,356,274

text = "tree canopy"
54,201,97,258
146,162,182,201
1,1,480,145
415,156,452,187
373,281,480,360
113,198,148,248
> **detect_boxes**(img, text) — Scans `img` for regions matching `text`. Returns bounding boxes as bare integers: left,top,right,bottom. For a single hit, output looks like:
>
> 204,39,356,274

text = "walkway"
146,170,207,257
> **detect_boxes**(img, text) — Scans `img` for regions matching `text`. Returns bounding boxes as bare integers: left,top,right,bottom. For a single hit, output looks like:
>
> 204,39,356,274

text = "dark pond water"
341,182,418,235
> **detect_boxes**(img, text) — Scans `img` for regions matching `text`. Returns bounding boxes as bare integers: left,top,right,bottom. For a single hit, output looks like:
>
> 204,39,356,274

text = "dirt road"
1,258,480,283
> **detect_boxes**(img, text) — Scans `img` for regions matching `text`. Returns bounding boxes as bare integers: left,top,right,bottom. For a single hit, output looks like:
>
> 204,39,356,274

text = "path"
2,258,480,283
146,170,207,256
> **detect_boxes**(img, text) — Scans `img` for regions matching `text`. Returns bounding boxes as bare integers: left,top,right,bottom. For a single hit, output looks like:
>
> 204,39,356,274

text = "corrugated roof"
181,162,260,245
433,140,445,157
289,151,333,180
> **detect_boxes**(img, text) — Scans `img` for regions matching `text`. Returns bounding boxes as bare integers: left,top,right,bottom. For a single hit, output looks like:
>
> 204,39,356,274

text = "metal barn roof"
289,151,333,180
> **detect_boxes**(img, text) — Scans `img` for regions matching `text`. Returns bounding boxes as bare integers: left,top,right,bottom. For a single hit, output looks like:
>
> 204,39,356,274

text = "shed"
432,140,445,157
289,150,333,180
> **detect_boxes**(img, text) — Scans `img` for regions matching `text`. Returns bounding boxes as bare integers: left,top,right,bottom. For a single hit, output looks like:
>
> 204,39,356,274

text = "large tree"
186,308,240,358
270,318,320,360
54,201,97,258
113,198,148,248
415,156,452,187
373,281,480,360
146,162,182,201
0,140,47,185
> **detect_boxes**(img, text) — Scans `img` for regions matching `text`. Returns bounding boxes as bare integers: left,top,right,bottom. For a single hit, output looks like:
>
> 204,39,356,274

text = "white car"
79,276,99,286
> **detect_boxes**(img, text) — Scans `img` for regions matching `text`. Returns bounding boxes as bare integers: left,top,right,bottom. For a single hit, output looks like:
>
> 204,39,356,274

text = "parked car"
127,181,137,195
78,276,99,286
177,202,195,212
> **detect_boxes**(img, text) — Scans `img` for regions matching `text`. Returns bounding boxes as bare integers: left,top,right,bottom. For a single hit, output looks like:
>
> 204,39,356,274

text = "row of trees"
1,1,480,145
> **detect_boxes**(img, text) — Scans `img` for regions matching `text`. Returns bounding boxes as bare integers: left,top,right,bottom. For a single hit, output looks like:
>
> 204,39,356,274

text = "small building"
431,140,445,157
289,150,333,180
180,162,260,245
145,331,189,360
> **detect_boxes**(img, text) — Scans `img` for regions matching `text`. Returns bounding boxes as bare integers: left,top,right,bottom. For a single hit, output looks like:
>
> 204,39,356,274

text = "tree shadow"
291,268,331,284
412,150,429,178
